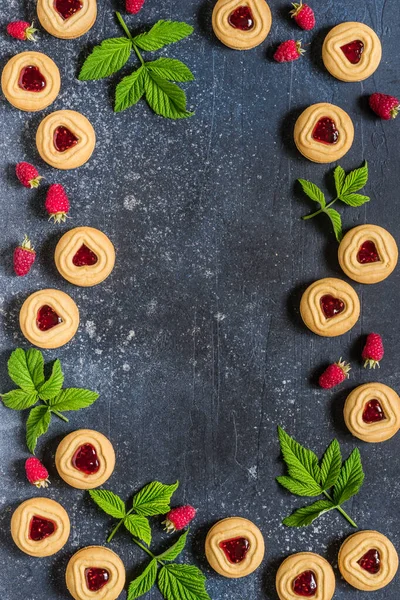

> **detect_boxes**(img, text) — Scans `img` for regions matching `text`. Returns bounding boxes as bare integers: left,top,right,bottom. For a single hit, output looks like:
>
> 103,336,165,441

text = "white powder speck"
95,349,103,355
85,320,96,339
122,363,130,372
215,312,226,322
147,300,158,315
124,195,141,211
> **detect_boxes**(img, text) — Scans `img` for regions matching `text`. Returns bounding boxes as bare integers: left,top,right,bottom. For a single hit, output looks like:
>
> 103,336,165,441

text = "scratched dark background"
0,0,399,598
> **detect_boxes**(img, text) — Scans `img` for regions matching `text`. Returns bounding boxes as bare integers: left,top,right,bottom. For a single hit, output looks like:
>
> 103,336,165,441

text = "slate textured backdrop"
0,0,399,598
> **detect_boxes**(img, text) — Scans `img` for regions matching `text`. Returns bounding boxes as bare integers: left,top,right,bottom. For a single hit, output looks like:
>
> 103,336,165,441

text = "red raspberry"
13,236,36,276
319,359,350,389
25,457,50,488
45,184,70,223
290,2,315,31
362,333,384,369
163,505,197,532
369,93,399,120
15,162,42,188
7,21,37,41
274,40,304,63
126,0,145,14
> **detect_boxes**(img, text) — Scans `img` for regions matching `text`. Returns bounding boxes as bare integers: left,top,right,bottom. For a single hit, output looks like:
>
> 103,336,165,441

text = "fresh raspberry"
15,162,42,188
25,457,50,488
319,359,350,389
362,333,384,369
274,40,304,63
290,2,315,31
7,21,37,41
126,0,145,14
162,505,197,532
13,236,36,276
369,93,399,120
45,184,70,223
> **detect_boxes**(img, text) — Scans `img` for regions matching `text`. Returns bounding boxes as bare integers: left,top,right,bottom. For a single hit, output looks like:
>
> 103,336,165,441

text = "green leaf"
298,179,326,208
333,165,346,197
133,481,179,516
320,439,342,490
47,388,99,411
339,193,370,207
2,389,38,410
79,38,133,80
340,162,369,196
157,530,188,561
326,208,343,242
115,66,146,113
26,405,51,454
145,58,194,82
128,559,158,600
276,476,322,497
133,20,193,52
7,348,44,392
124,514,152,545
89,489,126,519
277,427,321,489
333,448,364,505
144,71,193,119
158,564,210,600
283,499,335,527
37,360,64,400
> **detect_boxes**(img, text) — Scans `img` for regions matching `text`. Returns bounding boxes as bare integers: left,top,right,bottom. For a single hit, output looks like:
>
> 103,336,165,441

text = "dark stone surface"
0,0,399,598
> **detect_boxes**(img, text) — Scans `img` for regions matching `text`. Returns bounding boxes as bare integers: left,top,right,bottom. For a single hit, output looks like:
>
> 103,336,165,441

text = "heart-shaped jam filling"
73,244,98,267
293,570,317,596
320,294,345,319
18,66,46,92
37,305,63,331
362,399,386,423
54,0,83,20
72,443,100,474
228,6,254,30
53,126,79,153
340,40,364,64
29,515,56,541
85,567,110,591
312,117,339,145
219,537,250,564
357,548,381,574
357,240,380,264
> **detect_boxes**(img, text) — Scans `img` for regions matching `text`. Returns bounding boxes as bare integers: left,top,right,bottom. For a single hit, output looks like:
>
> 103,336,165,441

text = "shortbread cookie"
300,277,360,337
212,0,272,50
36,110,96,170
205,517,264,578
55,227,115,287
276,552,335,600
1,51,60,112
322,22,382,82
66,546,125,600
344,383,400,443
37,0,97,39
19,289,79,349
294,103,354,163
338,531,398,591
11,497,70,557
56,430,115,490
338,225,398,284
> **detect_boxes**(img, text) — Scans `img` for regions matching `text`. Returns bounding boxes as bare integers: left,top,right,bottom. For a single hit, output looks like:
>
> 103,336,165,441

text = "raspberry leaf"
124,515,152,545
326,208,342,242
276,476,322,497
133,21,193,52
7,348,45,392
333,165,345,197
128,559,158,600
37,359,64,400
333,448,364,505
89,489,126,519
320,439,342,490
133,481,179,516
2,389,38,410
339,193,370,207
79,38,133,80
47,388,99,411
298,179,326,208
26,405,51,454
283,499,335,527
340,161,369,196
277,426,321,487
145,58,195,82
115,66,146,113
158,564,210,600
144,71,194,119
157,530,188,561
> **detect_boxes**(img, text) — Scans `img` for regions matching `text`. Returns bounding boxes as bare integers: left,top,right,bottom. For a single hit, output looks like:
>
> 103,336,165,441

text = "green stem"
132,44,145,66
133,539,158,561
302,198,338,220
323,491,358,528
50,409,69,423
115,11,133,40
107,507,135,543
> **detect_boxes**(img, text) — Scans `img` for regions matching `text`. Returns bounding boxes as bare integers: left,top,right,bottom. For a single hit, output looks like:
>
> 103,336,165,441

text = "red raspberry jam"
228,6,254,30
54,0,83,20
357,549,381,574
219,537,250,564
362,399,386,423
37,305,63,331
18,66,46,92
293,570,317,596
53,126,79,153
29,516,56,541
312,118,339,145
357,240,380,264
340,40,364,64
72,443,100,474
320,295,345,319
85,568,110,591
72,244,98,267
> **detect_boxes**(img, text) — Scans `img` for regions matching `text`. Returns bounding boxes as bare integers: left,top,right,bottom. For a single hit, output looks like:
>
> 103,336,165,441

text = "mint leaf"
79,38,132,80
334,165,345,197
298,179,326,208
48,388,99,411
326,208,342,242
38,360,64,400
124,515,152,545
133,21,193,52
7,348,44,392
89,490,126,519
158,564,210,600
146,58,194,82
340,162,368,196
26,405,51,454
333,448,364,505
2,389,38,410
133,481,179,516
277,427,321,488
128,559,158,600
340,193,370,207
157,530,188,561
276,476,322,497
283,499,335,527
145,71,193,119
320,439,342,490
115,66,146,113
